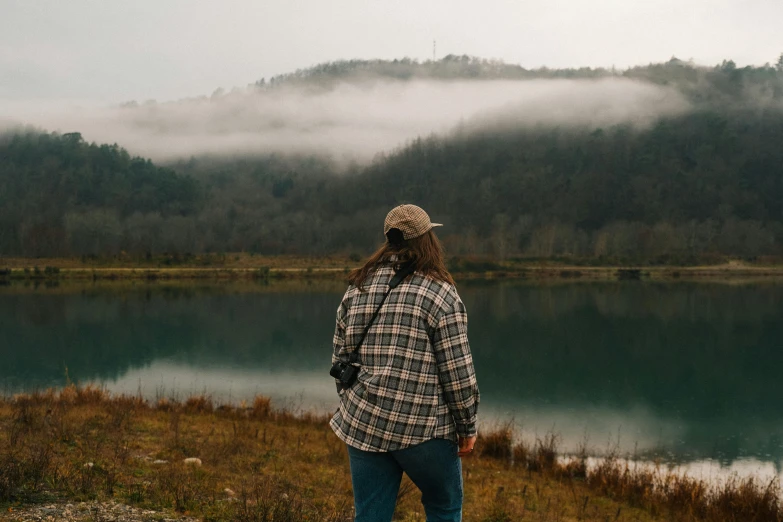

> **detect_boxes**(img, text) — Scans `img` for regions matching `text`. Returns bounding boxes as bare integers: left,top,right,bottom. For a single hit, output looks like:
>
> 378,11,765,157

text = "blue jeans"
347,438,463,522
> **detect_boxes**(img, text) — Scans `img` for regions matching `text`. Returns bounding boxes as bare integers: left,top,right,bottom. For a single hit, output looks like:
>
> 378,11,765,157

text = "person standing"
330,204,480,522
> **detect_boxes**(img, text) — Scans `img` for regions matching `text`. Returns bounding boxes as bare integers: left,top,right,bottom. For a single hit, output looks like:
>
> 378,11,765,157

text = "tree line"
251,54,783,109
0,131,201,257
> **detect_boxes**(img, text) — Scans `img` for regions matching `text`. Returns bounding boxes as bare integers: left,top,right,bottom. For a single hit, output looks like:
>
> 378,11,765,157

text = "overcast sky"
1,0,781,104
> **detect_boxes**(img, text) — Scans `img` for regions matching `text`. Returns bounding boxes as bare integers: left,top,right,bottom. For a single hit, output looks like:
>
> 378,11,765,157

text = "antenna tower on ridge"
433,40,436,61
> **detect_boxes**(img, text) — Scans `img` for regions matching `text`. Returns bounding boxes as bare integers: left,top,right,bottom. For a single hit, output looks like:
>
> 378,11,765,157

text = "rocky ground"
0,501,199,522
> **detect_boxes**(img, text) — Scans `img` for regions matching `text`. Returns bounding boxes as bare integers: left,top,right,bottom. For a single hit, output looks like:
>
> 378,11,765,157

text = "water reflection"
1,279,782,474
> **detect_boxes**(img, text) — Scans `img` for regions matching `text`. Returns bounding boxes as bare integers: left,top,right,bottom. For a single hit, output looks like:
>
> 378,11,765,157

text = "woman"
330,204,480,522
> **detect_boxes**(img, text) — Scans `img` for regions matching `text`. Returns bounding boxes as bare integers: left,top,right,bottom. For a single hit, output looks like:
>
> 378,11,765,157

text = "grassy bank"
2,254,783,283
1,387,780,521
0,254,350,283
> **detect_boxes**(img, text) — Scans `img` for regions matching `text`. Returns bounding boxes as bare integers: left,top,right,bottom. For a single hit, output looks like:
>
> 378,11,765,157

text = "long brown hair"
348,229,455,290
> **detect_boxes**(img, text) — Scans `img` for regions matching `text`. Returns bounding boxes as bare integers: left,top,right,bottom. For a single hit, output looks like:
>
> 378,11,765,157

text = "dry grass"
477,422,514,462
587,454,782,522
1,387,776,521
0,386,351,521
5,254,783,285
0,254,354,283
0,254,354,271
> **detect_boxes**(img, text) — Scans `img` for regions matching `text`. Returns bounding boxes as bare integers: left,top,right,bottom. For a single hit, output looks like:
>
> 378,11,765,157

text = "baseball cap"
383,204,443,240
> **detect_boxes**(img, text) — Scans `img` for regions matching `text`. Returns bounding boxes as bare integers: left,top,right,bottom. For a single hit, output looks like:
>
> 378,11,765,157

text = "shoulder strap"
348,262,415,364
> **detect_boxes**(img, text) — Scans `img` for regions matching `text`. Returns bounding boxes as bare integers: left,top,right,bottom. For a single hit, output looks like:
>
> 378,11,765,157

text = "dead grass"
477,421,514,462
0,254,354,271
5,254,783,285
587,454,782,522
1,386,775,521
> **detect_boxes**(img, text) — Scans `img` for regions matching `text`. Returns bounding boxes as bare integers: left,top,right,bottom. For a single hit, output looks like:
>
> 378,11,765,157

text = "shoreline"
2,255,783,283
1,387,780,521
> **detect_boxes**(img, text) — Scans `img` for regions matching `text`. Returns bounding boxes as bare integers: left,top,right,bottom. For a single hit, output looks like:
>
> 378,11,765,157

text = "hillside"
1,57,783,261
0,131,201,257
325,107,783,262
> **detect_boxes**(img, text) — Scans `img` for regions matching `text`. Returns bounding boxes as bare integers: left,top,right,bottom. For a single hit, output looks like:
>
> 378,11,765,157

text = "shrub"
183,395,214,414
478,424,513,461
251,396,272,419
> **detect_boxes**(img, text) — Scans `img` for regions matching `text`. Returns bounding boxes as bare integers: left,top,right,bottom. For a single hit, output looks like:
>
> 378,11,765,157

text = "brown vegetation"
472,427,782,522
2,254,783,285
0,387,780,521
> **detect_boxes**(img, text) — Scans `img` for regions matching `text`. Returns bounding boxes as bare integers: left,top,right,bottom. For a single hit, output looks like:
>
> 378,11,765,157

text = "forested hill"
0,132,201,257
2,56,783,262
2,105,783,262
331,107,783,262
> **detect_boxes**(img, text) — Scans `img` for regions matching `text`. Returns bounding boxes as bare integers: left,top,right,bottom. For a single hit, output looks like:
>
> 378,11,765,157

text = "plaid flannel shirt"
329,264,480,452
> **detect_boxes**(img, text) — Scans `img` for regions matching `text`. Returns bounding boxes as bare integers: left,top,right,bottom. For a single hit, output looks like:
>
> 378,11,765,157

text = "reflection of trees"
458,282,783,462
460,281,783,323
464,282,783,415
2,281,782,463
0,286,340,388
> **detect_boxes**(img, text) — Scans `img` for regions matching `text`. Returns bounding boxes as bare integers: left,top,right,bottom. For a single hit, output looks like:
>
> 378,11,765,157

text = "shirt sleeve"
431,296,480,437
332,295,348,395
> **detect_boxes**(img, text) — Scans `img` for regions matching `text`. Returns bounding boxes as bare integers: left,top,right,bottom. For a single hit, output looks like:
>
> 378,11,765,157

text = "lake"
1,278,782,481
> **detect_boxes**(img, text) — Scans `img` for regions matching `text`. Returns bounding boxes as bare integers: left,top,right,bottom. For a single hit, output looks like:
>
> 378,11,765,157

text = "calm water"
2,279,782,479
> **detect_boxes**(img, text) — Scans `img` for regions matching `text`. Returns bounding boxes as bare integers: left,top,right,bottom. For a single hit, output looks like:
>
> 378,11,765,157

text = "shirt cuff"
455,421,477,438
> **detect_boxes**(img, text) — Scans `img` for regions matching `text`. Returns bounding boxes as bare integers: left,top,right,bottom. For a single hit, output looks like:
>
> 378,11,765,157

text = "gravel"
0,501,200,522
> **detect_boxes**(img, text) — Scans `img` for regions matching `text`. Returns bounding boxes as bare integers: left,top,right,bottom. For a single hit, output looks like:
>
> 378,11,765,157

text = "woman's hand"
457,436,476,457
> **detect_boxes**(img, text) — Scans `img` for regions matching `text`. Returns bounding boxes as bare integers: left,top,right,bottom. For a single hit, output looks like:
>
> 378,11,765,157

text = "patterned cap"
383,204,442,240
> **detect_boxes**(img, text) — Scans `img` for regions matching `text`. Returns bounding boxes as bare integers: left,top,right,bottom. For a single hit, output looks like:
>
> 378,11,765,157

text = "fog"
1,78,690,162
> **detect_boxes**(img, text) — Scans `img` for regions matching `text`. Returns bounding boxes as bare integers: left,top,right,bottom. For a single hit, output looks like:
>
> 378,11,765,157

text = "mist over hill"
3,59,694,162
5,55,782,163
1,56,783,261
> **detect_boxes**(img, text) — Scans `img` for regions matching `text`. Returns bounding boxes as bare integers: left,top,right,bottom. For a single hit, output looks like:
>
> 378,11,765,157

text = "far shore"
2,254,783,283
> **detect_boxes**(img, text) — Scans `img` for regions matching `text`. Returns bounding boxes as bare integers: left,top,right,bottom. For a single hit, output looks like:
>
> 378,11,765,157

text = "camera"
330,361,358,389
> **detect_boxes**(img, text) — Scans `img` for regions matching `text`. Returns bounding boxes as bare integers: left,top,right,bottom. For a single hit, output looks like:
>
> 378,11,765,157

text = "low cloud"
1,78,690,162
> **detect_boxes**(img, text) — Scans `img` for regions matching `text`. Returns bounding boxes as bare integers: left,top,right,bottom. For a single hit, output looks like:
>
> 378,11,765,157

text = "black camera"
330,361,359,389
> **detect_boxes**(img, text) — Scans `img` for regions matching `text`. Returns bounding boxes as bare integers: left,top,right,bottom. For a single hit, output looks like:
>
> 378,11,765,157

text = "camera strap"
348,261,415,365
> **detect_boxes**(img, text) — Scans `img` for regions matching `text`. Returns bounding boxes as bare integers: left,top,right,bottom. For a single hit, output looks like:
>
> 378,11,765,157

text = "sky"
1,0,782,104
